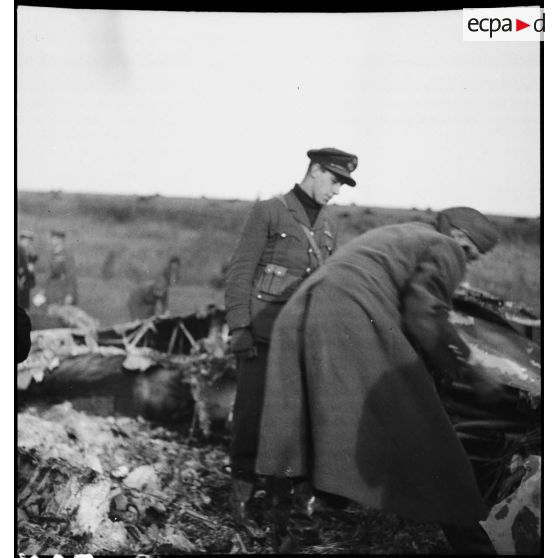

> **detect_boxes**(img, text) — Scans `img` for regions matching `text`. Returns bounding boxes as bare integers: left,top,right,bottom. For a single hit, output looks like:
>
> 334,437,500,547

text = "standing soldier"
17,230,38,310
127,277,169,320
127,256,181,320
162,255,181,288
45,229,79,306
224,147,358,529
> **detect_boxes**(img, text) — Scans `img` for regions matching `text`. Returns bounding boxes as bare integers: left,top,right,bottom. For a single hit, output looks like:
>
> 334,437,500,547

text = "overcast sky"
17,8,540,216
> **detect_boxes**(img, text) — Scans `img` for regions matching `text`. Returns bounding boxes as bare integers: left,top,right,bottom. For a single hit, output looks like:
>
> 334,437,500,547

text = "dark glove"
230,328,258,360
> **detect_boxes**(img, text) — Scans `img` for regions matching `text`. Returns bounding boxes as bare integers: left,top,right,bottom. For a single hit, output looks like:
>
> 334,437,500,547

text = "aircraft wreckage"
17,285,541,554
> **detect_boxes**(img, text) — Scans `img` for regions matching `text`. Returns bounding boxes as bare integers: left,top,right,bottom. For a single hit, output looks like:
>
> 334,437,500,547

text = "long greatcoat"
256,222,488,526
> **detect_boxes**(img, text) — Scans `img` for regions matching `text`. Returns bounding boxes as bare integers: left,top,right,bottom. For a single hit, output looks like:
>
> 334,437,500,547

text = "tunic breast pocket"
253,263,302,301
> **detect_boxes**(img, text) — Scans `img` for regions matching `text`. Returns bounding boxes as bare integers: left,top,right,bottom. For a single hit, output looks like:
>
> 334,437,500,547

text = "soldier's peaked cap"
307,147,358,187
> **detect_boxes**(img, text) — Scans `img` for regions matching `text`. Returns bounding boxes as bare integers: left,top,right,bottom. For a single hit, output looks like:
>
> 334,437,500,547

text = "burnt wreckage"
18,285,541,552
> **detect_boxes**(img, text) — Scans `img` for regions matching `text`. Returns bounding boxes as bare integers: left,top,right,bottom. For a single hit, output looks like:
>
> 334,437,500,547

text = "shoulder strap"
277,195,325,266
276,195,289,209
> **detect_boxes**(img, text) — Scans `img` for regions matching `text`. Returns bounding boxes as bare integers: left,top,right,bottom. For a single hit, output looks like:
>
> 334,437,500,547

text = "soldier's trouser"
440,523,496,555
230,342,269,477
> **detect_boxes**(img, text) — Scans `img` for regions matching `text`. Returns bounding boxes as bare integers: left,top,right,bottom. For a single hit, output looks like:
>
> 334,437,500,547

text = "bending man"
256,207,499,555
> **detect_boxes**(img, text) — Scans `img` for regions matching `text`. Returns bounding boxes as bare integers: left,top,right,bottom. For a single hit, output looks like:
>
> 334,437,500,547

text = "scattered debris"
17,403,457,555
17,289,541,554
481,455,541,555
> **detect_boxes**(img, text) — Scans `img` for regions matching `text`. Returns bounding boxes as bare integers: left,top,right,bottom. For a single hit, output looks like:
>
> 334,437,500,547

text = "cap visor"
323,165,356,187
333,171,356,187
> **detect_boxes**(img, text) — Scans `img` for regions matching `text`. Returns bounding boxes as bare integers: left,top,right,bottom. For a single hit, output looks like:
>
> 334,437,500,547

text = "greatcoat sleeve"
225,202,270,331
401,240,471,381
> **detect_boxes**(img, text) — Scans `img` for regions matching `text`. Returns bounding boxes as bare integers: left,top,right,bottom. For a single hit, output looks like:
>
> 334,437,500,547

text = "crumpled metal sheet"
17,328,127,391
17,329,89,390
449,310,540,398
122,348,157,372
481,455,541,555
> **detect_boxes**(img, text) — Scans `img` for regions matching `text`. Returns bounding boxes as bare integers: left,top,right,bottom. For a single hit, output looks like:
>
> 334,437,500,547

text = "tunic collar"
283,187,329,231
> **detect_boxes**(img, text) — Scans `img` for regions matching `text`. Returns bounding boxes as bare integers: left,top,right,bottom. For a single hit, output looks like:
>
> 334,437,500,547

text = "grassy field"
17,191,540,326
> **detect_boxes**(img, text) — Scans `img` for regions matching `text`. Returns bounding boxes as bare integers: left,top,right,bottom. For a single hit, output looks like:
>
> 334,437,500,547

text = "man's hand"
230,328,258,360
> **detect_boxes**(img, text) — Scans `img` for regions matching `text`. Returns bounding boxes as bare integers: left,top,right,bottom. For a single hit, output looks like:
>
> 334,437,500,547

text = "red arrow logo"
516,19,530,31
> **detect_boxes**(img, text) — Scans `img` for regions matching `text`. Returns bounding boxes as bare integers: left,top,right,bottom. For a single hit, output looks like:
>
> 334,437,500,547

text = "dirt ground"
17,403,452,555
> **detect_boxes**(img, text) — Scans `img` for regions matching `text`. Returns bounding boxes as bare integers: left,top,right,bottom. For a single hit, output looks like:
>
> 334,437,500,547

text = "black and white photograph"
15,4,543,555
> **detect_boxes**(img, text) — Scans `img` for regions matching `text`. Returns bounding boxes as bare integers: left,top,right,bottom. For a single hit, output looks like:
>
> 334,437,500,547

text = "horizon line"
17,187,541,220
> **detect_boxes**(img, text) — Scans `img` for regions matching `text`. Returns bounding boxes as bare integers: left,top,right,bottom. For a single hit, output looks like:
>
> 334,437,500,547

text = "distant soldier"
17,230,38,310
127,256,181,320
45,229,79,306
162,255,181,287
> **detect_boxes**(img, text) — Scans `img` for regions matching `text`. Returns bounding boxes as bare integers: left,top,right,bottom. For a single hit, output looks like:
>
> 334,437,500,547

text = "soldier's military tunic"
225,186,337,475
17,245,36,310
45,248,79,306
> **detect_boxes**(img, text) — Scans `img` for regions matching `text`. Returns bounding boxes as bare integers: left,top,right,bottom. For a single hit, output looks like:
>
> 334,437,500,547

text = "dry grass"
18,191,540,325
467,241,540,314
76,277,224,326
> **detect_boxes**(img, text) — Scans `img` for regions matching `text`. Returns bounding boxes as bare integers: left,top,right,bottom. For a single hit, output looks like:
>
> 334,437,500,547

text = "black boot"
292,479,314,519
268,477,300,553
230,474,265,538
